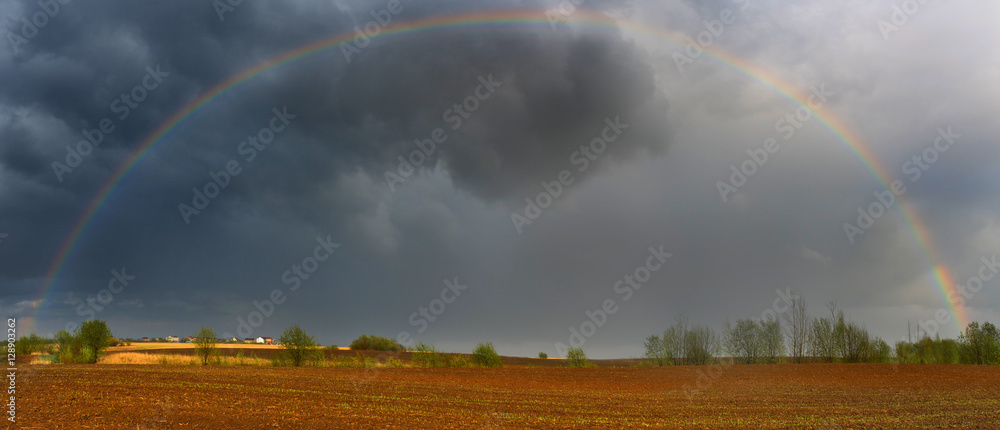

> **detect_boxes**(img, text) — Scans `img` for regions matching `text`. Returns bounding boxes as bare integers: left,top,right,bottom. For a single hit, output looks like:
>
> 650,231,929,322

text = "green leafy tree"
566,347,595,368
809,317,836,363
193,327,218,365
869,337,892,363
472,342,502,368
959,322,1000,365
760,318,785,364
538,352,548,359
77,320,113,364
895,340,916,364
278,324,321,367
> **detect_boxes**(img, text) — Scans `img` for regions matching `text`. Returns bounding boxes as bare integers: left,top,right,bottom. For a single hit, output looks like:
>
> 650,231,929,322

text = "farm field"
91,344,632,367
114,342,292,350
15,363,1000,429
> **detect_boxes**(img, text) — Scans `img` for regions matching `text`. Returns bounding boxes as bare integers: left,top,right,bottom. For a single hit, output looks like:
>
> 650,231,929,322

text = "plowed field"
14,363,1000,429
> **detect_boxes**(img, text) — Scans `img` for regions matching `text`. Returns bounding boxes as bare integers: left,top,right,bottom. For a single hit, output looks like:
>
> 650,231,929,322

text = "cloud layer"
2,0,998,358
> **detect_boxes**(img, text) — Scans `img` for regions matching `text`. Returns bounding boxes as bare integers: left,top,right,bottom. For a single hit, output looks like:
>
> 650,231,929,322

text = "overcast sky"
2,0,998,358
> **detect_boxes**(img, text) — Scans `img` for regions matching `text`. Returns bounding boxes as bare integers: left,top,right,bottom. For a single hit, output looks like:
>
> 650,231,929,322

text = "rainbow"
32,9,967,334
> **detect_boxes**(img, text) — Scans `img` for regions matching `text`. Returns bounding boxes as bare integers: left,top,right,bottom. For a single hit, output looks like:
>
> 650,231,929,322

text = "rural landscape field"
4,0,1000,428
14,343,1000,429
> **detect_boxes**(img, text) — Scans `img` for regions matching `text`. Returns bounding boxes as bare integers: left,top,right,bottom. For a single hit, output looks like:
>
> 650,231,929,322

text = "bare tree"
673,314,689,365
643,334,666,366
684,324,720,365
842,322,872,363
827,301,848,360
722,318,737,365
662,326,683,365
783,294,810,363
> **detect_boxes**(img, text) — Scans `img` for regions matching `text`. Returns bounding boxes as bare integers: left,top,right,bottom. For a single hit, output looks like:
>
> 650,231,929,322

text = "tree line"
644,297,1000,365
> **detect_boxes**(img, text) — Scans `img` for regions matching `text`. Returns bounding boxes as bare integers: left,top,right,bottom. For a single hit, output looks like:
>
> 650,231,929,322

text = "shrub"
412,351,438,367
271,354,290,367
349,334,404,351
411,343,472,368
14,333,49,356
538,352,548,359
412,343,442,367
278,324,322,367
54,330,79,364
566,347,596,368
193,327,218,365
446,354,471,368
472,342,502,368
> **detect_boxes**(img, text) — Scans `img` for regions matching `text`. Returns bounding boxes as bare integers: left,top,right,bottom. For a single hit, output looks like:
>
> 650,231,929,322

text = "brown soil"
14,363,1000,429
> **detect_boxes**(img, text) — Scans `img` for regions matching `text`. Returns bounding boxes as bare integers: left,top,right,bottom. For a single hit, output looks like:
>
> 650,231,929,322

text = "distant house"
262,337,274,345
243,338,255,344
229,337,239,343
183,336,197,343
140,337,149,342
166,335,179,342
255,337,265,344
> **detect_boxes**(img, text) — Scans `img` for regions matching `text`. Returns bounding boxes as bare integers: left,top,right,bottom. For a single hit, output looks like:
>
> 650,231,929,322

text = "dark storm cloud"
329,26,670,199
0,0,671,338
